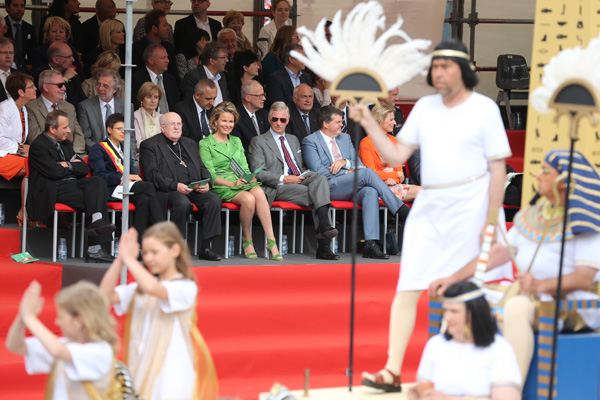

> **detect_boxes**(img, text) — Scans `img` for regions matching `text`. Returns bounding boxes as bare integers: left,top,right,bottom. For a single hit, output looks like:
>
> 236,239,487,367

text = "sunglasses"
271,117,287,123
47,82,66,88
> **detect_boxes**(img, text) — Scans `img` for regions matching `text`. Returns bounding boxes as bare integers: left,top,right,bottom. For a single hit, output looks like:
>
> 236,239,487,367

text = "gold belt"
422,172,486,189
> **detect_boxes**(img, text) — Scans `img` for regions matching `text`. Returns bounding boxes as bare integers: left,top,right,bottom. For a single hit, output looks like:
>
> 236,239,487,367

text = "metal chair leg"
224,209,230,259
292,210,297,254
52,210,58,263
80,213,85,258
382,207,388,254
71,212,76,258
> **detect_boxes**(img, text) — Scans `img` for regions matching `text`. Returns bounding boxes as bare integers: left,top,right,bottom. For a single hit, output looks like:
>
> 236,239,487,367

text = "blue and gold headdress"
545,150,600,234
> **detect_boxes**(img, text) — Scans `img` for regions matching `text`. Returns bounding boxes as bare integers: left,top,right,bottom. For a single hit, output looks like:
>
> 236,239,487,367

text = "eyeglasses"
47,82,66,88
154,0,173,4
216,56,228,60
248,93,266,98
271,117,287,123
25,85,35,90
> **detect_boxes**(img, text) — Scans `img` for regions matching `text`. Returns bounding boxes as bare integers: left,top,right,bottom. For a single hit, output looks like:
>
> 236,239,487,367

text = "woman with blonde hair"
85,19,126,77
32,16,84,74
82,50,124,99
134,82,164,157
6,280,118,399
359,103,420,202
100,222,218,400
223,9,253,52
199,102,283,260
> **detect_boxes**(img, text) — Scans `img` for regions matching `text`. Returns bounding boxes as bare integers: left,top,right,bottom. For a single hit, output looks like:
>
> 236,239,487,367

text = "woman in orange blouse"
359,103,420,202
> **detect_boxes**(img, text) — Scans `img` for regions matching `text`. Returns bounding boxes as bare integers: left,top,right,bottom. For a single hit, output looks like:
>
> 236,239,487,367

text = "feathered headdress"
291,1,432,104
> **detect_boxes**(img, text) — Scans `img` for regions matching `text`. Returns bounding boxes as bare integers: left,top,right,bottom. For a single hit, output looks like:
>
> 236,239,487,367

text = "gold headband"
432,49,470,60
432,49,476,71
442,288,484,304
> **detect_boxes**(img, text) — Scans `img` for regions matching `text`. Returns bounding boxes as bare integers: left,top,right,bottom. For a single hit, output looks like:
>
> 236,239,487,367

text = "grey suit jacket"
248,131,304,203
77,96,136,157
25,96,86,155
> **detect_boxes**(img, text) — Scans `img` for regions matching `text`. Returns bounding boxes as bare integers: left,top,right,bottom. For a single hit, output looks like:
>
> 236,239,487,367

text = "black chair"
495,54,530,130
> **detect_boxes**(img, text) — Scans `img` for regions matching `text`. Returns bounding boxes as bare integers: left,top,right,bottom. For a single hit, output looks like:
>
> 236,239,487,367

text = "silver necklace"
167,142,187,168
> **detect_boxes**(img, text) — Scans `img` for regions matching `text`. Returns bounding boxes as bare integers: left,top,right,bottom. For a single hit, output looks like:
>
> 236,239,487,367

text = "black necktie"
302,114,311,137
13,23,25,68
55,142,66,161
200,109,210,137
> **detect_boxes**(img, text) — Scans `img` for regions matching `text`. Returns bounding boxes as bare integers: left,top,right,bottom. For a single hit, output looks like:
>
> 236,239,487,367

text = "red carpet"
0,227,430,400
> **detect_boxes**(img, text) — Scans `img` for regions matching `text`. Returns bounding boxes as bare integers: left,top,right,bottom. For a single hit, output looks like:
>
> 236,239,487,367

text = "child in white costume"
100,221,218,400
5,280,118,399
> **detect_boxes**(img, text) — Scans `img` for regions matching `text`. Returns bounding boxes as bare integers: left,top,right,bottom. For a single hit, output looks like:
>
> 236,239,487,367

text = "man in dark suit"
174,0,221,53
132,44,180,114
331,94,360,136
139,112,223,261
78,70,134,155
302,106,410,259
286,83,318,142
231,80,269,151
132,9,178,80
266,44,313,108
27,110,116,262
0,37,17,101
32,42,85,108
80,0,118,59
248,101,339,260
180,41,229,102
173,78,216,144
4,0,36,72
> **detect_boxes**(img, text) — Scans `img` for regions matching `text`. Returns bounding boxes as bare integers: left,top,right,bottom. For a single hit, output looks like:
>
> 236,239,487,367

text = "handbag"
386,228,400,255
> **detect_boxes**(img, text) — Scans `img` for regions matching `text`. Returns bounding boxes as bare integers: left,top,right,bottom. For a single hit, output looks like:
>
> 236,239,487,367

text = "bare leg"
502,295,535,382
231,191,257,254
250,187,280,256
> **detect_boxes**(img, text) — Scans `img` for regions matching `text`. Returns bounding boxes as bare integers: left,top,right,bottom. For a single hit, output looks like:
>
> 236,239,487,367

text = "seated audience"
139,112,222,261
0,72,45,228
199,102,282,260
217,28,238,88
407,281,521,400
32,17,84,76
132,9,178,80
359,103,420,202
33,42,86,108
79,0,118,60
231,80,269,151
230,50,261,107
311,73,331,107
133,82,163,157
173,0,221,52
174,27,209,81
133,0,174,44
88,113,165,239
77,69,133,156
173,78,216,144
132,44,180,114
262,25,298,80
257,0,291,58
181,42,230,103
82,50,124,99
4,0,37,72
0,37,17,102
223,9,252,52
286,83,318,142
248,101,339,260
430,150,600,384
26,69,86,155
27,110,116,262
266,44,312,108
302,106,409,259
39,0,83,51
84,19,125,78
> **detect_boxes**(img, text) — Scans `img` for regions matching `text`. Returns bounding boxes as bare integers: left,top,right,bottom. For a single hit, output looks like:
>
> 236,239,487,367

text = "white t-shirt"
24,337,113,400
398,92,511,187
417,334,521,397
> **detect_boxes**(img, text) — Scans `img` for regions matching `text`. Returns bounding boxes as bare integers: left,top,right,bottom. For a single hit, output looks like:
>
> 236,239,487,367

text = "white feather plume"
291,1,432,90
531,33,600,114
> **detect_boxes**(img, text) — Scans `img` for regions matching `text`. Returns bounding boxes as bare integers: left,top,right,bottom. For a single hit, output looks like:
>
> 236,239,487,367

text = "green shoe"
242,237,258,259
266,238,283,261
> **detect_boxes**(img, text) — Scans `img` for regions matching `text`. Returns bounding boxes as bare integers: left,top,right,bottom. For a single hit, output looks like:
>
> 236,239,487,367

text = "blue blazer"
301,131,362,181
88,141,136,201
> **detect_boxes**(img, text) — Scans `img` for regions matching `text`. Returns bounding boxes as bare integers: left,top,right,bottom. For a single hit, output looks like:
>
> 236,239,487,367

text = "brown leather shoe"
361,369,402,392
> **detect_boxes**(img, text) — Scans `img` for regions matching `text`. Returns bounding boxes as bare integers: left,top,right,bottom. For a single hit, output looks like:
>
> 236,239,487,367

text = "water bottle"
0,203,4,225
58,238,67,261
228,236,234,257
113,237,119,257
332,238,338,254
282,234,288,256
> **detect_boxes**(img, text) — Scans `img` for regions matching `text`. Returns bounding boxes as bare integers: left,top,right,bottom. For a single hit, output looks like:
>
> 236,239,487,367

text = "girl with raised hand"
100,221,218,400
5,280,118,399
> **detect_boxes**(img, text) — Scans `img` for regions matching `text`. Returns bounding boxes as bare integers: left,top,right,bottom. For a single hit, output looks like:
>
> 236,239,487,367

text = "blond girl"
100,221,218,400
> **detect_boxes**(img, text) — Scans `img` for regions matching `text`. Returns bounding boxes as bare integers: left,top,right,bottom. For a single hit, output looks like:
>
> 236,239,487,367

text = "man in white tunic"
352,39,511,391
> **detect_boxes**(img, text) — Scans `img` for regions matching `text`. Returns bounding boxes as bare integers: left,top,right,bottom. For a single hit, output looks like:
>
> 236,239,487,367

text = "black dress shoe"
315,223,338,239
198,249,222,261
316,246,340,260
85,220,116,237
362,240,390,259
85,248,115,263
